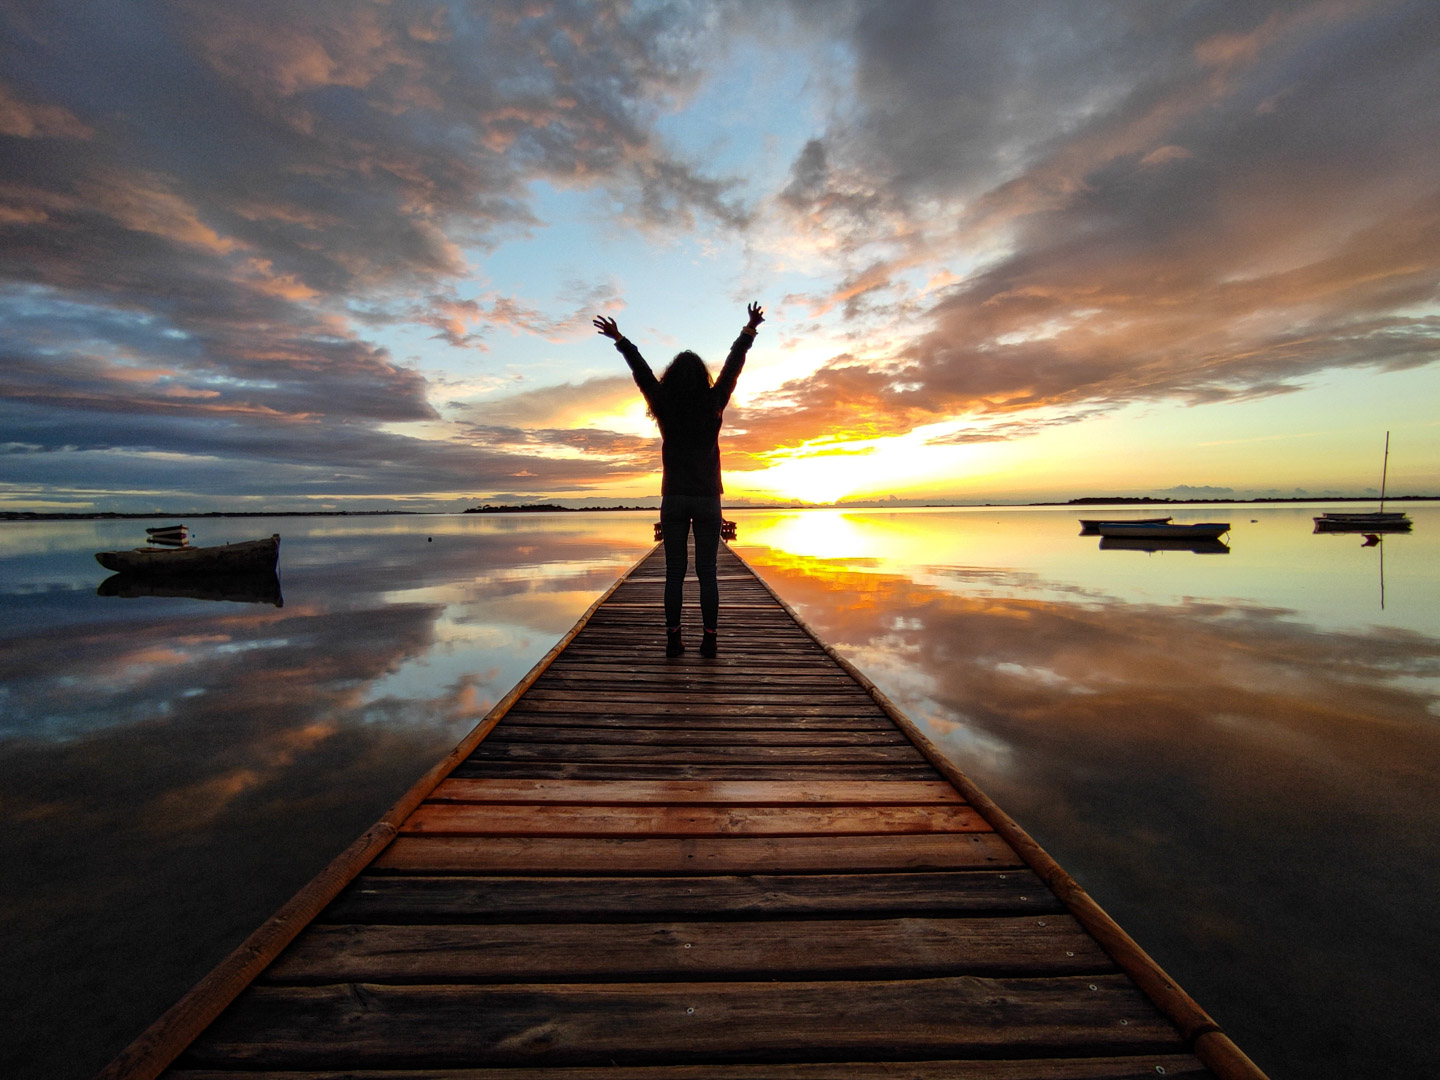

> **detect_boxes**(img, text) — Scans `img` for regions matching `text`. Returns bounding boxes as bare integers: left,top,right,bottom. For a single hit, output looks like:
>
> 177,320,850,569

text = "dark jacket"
616,331,754,495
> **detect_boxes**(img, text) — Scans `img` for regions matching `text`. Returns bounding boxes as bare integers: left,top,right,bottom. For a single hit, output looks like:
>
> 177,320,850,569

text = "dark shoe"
666,629,685,657
699,631,717,658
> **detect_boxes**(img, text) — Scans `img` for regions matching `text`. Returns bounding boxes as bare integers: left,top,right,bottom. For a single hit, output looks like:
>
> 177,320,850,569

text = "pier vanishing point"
100,542,1268,1080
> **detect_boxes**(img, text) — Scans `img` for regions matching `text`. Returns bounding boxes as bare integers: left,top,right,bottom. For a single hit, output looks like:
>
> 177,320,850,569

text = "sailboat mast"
1380,431,1390,514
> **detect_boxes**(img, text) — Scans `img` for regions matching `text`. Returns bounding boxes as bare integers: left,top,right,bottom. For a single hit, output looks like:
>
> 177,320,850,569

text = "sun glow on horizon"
731,426,1024,505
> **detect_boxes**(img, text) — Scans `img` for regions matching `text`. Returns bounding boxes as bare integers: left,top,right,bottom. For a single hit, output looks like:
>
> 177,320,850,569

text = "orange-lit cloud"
751,1,1440,451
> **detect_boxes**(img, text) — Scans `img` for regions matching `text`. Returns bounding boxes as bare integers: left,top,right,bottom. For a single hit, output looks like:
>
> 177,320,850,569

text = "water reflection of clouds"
0,515,653,1079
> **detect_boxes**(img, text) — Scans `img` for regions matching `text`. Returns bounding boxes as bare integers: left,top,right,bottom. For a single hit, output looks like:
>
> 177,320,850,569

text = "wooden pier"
102,544,1267,1080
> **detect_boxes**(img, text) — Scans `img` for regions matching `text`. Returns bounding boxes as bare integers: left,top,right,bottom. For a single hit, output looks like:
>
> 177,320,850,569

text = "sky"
2,0,1439,513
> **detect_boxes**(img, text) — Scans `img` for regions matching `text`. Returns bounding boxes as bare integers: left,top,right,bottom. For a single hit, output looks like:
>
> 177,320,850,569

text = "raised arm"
715,301,763,407
596,313,659,401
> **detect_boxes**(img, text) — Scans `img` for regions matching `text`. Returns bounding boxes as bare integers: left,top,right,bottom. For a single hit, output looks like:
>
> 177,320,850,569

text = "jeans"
659,494,722,630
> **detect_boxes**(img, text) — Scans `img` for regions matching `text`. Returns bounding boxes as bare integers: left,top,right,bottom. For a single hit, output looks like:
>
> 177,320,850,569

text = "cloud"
469,374,638,428
1157,484,1236,499
0,1,742,506
461,422,656,461
755,1,1440,444
0,80,93,139
924,409,1108,446
411,279,625,349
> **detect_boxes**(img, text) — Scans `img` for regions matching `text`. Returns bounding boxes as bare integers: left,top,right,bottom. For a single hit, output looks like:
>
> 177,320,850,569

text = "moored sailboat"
1313,433,1412,532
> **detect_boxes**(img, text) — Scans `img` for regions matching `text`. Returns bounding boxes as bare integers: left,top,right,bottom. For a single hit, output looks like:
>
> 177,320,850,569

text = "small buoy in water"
428,537,432,542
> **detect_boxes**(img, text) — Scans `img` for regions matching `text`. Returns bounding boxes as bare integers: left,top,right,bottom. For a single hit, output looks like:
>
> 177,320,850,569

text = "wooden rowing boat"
1317,511,1409,522
1313,515,1411,533
1078,516,1171,533
94,534,279,575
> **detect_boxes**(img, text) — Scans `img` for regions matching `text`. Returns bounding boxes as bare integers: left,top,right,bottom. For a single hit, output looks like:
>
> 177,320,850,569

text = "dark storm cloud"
762,0,1440,444
0,0,733,504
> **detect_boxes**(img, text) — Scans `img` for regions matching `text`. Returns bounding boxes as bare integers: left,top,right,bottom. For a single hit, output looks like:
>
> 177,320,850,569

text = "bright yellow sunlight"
738,427,1021,506
744,449,877,504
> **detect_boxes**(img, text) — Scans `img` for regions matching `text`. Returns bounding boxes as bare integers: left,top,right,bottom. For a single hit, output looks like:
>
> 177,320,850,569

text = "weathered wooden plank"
506,699,887,718
182,975,1182,1068
168,1056,1215,1080
427,779,965,805
372,833,1023,874
468,744,930,764
497,711,900,731
321,870,1065,923
488,727,909,747
448,762,946,781
400,803,989,837
466,743,927,771
561,645,832,660
532,674,867,693
521,694,869,711
574,635,814,643
534,669,868,689
540,659,858,674
265,916,1112,984
551,653,840,668
561,636,828,649
584,614,810,626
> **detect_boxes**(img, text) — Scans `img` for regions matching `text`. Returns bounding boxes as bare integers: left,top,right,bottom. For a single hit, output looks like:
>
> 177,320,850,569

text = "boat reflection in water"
97,569,284,607
1098,536,1230,554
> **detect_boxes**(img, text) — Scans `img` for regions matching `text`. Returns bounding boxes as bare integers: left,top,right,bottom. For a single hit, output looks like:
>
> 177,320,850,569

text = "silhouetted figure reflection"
594,302,763,657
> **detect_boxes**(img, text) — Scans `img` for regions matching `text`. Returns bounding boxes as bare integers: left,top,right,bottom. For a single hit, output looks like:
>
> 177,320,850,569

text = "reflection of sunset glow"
739,510,876,562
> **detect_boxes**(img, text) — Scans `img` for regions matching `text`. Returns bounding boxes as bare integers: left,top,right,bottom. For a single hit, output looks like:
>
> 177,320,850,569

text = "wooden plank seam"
95,543,662,1080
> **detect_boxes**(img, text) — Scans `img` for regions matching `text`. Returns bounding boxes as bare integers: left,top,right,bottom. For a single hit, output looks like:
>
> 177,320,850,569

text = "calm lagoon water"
3,505,1438,1078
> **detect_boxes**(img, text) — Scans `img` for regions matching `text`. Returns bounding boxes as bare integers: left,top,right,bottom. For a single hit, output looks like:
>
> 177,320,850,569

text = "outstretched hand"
592,315,622,341
746,301,764,330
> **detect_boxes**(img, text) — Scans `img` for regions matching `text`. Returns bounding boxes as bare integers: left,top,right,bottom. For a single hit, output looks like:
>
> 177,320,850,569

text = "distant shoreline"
5,494,1437,523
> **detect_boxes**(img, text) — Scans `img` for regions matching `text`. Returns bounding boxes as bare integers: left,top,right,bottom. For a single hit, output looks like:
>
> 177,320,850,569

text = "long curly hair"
648,350,717,422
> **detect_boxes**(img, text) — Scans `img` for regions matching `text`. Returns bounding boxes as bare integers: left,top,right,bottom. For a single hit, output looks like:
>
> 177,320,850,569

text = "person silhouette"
594,302,764,657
